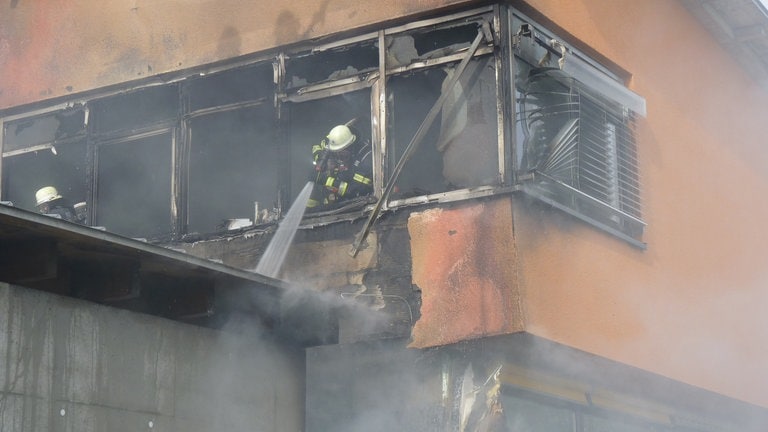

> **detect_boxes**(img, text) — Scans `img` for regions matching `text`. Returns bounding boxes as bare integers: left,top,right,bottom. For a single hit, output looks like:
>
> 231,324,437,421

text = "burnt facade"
2,1,768,431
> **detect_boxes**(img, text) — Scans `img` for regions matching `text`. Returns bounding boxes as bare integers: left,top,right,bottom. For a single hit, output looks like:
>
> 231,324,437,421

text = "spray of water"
254,182,314,279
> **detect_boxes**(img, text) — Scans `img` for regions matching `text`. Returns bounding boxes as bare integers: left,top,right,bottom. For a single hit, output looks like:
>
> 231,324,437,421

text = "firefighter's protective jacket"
308,133,372,208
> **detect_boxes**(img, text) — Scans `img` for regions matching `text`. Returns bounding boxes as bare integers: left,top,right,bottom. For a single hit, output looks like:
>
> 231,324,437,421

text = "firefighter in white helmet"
307,123,373,209
35,186,78,222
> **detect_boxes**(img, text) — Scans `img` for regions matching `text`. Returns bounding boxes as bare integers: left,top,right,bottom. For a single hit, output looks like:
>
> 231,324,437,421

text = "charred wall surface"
0,282,304,432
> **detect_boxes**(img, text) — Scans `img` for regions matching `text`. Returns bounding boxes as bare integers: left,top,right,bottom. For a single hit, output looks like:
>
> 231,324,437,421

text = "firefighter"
307,124,373,209
35,186,78,223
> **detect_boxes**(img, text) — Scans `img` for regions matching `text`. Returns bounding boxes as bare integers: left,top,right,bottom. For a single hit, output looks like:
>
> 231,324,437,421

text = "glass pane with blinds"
3,107,86,153
583,413,652,432
516,62,640,220
502,393,574,432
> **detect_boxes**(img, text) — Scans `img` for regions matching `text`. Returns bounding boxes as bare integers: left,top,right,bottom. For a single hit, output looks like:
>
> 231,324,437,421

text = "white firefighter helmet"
326,125,356,151
35,186,62,207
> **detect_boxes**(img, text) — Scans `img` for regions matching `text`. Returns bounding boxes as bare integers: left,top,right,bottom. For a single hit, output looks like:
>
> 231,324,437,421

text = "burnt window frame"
510,10,647,248
278,33,381,209
379,6,511,209
87,84,182,241
180,62,278,236
0,4,646,246
0,103,90,213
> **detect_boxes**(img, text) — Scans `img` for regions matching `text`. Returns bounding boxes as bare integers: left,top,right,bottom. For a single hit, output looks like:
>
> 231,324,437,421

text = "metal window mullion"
376,29,387,197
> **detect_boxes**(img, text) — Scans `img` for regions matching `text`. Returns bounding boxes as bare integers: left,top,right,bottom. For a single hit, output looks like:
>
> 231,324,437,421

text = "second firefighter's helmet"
326,125,356,151
35,186,62,207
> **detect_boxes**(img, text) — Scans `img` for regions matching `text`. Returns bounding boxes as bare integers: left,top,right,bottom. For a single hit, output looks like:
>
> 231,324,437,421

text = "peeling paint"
408,198,523,348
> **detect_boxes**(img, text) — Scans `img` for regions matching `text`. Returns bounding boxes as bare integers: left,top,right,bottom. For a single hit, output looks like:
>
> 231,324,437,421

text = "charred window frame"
0,104,88,215
181,62,278,235
279,34,379,208
511,11,647,248
88,85,180,241
381,7,508,207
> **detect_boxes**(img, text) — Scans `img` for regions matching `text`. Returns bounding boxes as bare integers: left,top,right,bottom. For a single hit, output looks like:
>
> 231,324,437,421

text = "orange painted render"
513,0,768,408
0,0,472,110
408,200,523,348
2,0,768,412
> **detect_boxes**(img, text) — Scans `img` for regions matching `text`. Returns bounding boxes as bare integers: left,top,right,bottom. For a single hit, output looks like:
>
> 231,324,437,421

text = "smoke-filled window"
1,106,88,213
184,63,278,233
286,91,372,205
512,12,646,246
95,132,173,240
285,41,379,91
89,85,179,239
187,105,277,233
386,50,499,199
2,140,87,213
90,85,178,136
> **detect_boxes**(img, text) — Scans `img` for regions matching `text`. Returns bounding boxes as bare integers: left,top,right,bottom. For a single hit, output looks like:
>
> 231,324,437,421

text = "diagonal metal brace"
349,23,491,257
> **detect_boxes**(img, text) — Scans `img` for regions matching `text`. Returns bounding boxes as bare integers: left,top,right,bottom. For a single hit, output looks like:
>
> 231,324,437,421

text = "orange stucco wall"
408,199,523,348
0,0,472,110
514,0,768,408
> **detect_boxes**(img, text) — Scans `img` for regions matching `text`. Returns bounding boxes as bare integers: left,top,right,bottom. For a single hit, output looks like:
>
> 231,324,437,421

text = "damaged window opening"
90,85,178,136
1,106,88,216
387,55,500,200
184,63,279,234
186,63,273,112
2,140,87,214
0,5,645,246
95,132,173,240
285,40,379,91
512,12,645,246
186,105,278,234
286,90,372,210
89,85,179,239
386,19,486,69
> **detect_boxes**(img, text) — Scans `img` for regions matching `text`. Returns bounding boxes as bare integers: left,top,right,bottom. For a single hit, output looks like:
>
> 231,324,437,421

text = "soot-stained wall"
0,0,474,110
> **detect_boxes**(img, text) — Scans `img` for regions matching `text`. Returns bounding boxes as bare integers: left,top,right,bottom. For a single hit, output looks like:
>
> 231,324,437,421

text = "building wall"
2,0,768,417
0,0,472,111
0,282,304,432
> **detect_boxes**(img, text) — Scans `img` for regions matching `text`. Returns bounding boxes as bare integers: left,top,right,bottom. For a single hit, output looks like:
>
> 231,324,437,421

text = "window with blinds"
513,13,646,247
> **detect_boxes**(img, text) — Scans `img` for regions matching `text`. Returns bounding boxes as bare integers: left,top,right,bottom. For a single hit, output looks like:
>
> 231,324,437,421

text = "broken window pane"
187,104,278,233
285,41,378,90
95,133,173,239
3,107,86,153
387,56,499,199
386,19,486,68
287,90,372,206
186,63,274,111
2,140,87,212
90,85,179,135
